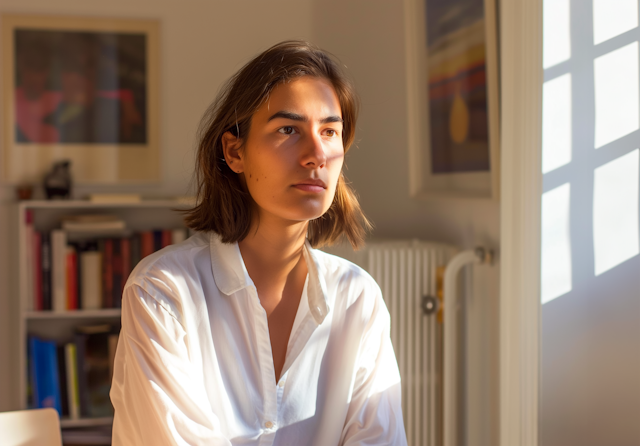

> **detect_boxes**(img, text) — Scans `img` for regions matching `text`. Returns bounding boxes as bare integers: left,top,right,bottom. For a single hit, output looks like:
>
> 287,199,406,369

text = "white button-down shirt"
110,232,407,445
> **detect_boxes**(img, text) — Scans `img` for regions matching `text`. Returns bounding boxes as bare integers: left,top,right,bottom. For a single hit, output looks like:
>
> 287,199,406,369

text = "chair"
0,408,62,446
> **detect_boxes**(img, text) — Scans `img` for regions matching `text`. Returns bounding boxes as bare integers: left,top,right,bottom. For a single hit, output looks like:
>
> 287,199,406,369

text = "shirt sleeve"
340,289,408,446
110,284,232,446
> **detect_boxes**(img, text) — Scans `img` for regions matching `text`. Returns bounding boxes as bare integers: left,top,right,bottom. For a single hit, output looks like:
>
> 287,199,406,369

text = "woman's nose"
302,133,327,168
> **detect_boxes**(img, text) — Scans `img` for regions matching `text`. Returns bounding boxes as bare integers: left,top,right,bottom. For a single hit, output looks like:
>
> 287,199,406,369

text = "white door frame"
499,0,543,445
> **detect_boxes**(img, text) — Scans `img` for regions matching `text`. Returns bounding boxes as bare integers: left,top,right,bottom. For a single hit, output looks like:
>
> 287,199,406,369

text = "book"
62,220,126,232
25,210,34,311
66,246,78,310
102,239,113,308
121,238,131,301
51,230,67,312
130,234,142,269
74,332,90,418
71,240,99,310
34,225,189,312
112,239,123,308
108,334,119,383
29,337,62,415
65,343,81,419
140,231,154,258
75,324,118,418
62,214,126,233
161,229,172,248
57,344,69,416
89,193,141,203
172,228,187,245
41,233,52,311
34,231,43,311
153,230,163,252
26,342,33,408
28,337,37,409
80,251,102,310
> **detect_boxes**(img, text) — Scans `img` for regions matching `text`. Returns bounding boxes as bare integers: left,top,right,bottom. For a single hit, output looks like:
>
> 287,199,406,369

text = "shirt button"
265,421,274,429
278,380,285,388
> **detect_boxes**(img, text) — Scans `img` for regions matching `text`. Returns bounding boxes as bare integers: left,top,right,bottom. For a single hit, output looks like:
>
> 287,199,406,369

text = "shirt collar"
209,232,330,325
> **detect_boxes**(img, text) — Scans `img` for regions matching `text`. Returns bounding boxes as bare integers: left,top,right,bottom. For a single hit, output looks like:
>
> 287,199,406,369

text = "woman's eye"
324,129,338,137
278,126,296,135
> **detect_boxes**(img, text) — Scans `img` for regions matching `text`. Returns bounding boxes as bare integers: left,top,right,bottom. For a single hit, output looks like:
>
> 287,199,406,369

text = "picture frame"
403,0,500,200
1,14,160,184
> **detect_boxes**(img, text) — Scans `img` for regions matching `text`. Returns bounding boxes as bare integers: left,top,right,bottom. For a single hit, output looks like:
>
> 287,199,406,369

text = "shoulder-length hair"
183,40,371,249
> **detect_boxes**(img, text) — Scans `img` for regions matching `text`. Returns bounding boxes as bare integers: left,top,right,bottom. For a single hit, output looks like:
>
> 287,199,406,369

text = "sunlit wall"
541,0,640,444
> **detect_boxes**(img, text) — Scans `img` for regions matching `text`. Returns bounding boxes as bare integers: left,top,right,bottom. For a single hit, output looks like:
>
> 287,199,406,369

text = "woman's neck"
238,212,309,315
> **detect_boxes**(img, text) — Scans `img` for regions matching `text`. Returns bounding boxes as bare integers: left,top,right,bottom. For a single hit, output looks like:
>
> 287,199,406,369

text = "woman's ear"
221,131,244,173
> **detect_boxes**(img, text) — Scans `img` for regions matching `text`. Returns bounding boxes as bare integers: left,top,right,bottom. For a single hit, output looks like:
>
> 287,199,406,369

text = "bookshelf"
15,199,192,435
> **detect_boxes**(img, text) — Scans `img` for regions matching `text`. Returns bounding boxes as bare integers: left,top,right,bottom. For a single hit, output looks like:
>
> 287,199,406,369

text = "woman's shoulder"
128,231,208,278
312,248,381,296
122,231,213,324
124,232,210,304
312,248,389,328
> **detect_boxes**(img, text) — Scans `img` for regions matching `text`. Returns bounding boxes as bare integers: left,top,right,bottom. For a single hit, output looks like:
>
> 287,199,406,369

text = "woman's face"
224,77,345,224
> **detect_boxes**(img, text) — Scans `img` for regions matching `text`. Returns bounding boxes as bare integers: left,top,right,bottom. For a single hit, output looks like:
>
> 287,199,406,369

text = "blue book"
30,336,62,415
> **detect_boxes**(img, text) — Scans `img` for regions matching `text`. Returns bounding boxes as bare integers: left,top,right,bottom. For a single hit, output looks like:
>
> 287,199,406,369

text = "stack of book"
25,211,188,311
28,324,120,419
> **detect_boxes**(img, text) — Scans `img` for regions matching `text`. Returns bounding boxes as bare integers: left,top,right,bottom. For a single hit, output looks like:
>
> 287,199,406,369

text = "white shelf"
16,201,188,416
60,416,113,428
25,309,122,320
19,199,193,209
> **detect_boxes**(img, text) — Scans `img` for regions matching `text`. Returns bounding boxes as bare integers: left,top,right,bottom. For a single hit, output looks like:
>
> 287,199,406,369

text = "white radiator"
324,240,457,446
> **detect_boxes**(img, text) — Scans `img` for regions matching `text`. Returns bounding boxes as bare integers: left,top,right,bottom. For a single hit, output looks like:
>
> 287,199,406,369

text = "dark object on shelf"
16,184,33,200
44,160,72,199
76,324,120,418
61,425,113,445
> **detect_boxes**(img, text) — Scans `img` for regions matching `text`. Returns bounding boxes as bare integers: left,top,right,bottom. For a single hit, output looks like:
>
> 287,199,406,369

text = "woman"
110,40,407,446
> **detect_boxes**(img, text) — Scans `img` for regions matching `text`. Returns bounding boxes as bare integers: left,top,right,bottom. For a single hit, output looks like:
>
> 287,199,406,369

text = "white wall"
0,0,314,410
539,2,640,444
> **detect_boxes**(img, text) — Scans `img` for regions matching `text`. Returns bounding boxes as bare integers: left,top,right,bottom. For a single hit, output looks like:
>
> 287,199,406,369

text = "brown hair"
183,40,371,249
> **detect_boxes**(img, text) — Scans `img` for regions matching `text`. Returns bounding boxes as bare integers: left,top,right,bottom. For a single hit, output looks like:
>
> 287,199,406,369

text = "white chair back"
0,408,62,446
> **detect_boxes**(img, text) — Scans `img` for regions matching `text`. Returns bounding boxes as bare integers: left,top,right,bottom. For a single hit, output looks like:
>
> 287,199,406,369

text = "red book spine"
161,230,172,248
25,210,34,311
34,232,43,311
66,250,78,310
103,239,113,308
121,238,131,295
141,232,154,258
71,251,78,309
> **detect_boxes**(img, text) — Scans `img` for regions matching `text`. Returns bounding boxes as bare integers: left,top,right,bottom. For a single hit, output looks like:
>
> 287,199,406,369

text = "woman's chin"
276,206,329,223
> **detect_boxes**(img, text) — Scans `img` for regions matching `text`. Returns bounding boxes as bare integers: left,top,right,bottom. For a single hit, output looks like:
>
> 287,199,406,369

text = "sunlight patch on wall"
543,0,571,69
594,42,640,149
543,74,572,173
541,183,573,304
593,0,638,45
593,149,640,276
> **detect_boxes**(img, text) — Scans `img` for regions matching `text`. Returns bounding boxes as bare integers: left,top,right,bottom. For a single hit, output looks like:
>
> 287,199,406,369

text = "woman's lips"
293,184,325,192
293,179,327,193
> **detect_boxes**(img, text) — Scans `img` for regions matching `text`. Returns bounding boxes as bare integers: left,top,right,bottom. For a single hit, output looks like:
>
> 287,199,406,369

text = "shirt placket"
249,285,279,446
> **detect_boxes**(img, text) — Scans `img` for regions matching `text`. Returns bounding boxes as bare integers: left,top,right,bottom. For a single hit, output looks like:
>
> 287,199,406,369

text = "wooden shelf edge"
25,309,122,319
60,416,113,428
18,199,193,209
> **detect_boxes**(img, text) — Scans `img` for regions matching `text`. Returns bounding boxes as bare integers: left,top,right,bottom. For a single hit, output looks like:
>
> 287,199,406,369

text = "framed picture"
1,14,160,184
404,0,500,199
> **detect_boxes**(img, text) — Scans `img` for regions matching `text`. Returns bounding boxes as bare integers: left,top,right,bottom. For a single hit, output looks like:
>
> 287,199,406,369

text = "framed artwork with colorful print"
404,0,500,199
2,14,160,184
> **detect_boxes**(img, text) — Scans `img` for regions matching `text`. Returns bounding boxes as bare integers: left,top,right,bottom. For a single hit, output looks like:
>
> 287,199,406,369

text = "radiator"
324,240,457,446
